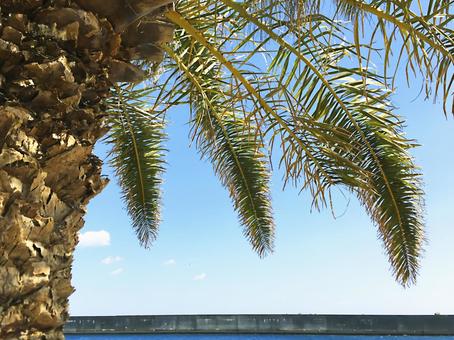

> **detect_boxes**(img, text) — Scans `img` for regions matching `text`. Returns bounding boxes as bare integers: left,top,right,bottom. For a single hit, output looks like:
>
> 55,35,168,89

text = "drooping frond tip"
325,80,426,286
130,0,427,283
197,113,275,257
163,22,275,257
106,86,167,248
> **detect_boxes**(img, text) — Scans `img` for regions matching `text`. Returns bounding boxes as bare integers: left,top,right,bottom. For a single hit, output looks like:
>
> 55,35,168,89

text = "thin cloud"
101,256,123,265
193,273,207,281
79,230,110,247
111,268,124,276
163,259,176,266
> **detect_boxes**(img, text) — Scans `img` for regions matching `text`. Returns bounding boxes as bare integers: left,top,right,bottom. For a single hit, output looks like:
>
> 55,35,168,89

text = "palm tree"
0,0,451,338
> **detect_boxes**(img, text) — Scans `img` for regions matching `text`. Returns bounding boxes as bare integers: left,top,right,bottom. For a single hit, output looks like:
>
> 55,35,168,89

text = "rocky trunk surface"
0,1,173,338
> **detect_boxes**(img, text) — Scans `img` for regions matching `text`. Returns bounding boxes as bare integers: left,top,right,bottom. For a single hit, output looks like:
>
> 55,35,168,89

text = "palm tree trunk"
0,1,173,338
0,105,107,339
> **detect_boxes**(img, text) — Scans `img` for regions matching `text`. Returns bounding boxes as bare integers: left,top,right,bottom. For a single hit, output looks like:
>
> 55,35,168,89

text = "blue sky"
69,76,454,316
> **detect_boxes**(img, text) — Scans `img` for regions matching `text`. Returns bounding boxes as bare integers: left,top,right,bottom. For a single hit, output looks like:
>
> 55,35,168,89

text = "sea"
65,335,454,340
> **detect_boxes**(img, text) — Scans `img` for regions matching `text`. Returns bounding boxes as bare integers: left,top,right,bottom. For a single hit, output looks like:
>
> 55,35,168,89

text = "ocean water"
66,335,454,340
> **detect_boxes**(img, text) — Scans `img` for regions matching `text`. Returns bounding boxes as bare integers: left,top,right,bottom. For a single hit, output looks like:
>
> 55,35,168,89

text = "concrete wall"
64,314,454,335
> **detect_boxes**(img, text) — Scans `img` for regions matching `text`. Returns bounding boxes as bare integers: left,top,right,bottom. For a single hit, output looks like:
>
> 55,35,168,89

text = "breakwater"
64,314,454,335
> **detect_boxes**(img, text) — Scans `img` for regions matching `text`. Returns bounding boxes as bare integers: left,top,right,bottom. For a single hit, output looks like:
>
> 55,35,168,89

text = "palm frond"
106,85,167,248
273,75,425,285
164,1,425,284
347,0,453,113
199,113,275,256
163,27,275,256
99,0,430,284
250,0,453,113
326,79,425,285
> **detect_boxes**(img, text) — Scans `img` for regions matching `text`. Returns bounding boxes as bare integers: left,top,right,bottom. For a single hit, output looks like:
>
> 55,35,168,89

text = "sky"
69,67,454,316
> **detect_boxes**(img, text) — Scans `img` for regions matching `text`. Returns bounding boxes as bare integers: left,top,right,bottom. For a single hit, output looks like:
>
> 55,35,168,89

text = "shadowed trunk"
0,1,173,338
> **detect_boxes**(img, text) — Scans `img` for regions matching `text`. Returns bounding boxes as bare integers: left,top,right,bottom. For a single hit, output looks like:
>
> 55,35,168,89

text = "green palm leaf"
199,113,275,256
323,79,425,285
164,1,426,284
106,86,167,248
257,0,454,112
164,28,275,256
98,0,438,285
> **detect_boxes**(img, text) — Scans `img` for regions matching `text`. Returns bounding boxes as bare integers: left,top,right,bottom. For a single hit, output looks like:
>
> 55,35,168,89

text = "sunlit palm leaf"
164,28,275,256
325,79,425,285
100,0,434,285
255,0,453,112
165,1,425,284
106,86,167,248
199,113,275,256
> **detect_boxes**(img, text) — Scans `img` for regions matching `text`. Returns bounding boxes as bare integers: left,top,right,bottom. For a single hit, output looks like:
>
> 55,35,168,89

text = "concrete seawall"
64,314,454,335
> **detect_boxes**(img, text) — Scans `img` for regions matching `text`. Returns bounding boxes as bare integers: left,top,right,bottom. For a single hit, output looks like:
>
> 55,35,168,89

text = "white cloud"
101,256,123,265
79,230,110,247
193,273,207,281
111,268,124,276
163,259,176,266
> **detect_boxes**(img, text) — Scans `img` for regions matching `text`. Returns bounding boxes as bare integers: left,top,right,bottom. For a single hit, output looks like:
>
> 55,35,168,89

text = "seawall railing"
65,314,454,335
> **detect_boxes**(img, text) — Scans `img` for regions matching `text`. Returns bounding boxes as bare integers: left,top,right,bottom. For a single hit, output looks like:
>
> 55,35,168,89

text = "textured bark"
0,0,173,338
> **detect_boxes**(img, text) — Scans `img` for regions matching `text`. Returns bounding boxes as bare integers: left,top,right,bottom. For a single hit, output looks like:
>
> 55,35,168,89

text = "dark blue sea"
66,335,454,340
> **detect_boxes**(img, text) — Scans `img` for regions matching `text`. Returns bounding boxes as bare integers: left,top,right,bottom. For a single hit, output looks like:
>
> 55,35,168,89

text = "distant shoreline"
64,314,454,335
